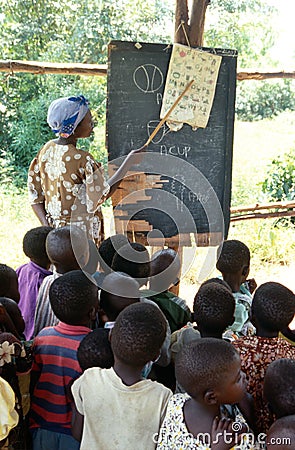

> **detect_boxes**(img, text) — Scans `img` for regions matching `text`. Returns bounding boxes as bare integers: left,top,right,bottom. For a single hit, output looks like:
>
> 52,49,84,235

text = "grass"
1,111,295,298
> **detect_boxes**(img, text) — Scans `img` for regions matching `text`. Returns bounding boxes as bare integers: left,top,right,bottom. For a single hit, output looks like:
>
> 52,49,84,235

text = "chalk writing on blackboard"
160,43,222,128
147,120,171,144
133,64,164,93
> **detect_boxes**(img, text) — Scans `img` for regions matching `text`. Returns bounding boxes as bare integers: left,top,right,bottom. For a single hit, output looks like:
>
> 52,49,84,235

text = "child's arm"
71,401,84,442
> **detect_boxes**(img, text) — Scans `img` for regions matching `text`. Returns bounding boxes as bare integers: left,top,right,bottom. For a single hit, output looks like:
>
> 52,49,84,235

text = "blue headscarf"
47,95,90,138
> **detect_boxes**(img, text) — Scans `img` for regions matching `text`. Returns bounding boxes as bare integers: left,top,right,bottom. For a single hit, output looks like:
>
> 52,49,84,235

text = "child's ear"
204,389,218,405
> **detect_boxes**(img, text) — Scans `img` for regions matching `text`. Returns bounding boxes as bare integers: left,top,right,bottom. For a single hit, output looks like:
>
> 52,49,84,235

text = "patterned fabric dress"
233,336,295,433
28,141,109,243
156,393,255,450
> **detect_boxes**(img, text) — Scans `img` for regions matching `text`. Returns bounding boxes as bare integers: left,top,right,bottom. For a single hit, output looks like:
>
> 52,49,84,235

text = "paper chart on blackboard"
160,43,222,129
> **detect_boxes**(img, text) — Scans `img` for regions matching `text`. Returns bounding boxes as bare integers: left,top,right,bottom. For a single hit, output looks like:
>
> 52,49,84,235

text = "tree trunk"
174,0,189,44
189,0,210,46
174,0,210,46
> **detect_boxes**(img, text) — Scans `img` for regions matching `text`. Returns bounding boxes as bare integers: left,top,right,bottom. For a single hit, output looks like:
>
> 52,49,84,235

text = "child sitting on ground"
33,225,89,336
156,338,252,449
16,226,53,340
30,270,98,450
216,239,255,336
233,282,295,434
0,264,20,303
77,328,114,371
71,302,172,450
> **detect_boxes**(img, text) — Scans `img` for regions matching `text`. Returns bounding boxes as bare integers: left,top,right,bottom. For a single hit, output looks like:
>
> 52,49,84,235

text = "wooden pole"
0,60,293,81
231,201,295,214
231,210,295,222
0,60,107,77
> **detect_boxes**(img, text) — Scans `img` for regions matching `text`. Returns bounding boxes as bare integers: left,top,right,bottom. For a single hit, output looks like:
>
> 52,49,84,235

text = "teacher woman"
28,95,145,244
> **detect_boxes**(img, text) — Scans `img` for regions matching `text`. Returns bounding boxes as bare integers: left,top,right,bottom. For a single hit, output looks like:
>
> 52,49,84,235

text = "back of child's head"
149,248,181,292
100,272,140,321
46,225,89,272
252,282,295,333
200,277,232,291
0,297,25,336
111,242,150,286
193,283,235,334
175,338,240,400
49,270,98,325
264,358,295,418
216,239,250,275
266,415,295,449
0,264,20,303
22,226,53,268
98,234,129,273
77,328,114,371
111,302,167,367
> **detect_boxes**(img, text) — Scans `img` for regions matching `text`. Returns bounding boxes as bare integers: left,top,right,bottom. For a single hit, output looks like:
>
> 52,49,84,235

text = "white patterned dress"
156,393,256,450
28,141,109,243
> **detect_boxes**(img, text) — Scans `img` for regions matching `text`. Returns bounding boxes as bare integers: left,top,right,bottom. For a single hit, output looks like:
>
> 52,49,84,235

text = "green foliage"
261,150,295,227
205,0,276,68
229,219,295,265
262,151,295,202
236,80,295,121
0,0,173,188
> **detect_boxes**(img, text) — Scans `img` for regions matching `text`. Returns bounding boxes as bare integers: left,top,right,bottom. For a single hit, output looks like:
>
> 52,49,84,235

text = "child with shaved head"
216,239,256,336
156,338,250,449
233,282,295,434
33,225,89,336
71,303,172,450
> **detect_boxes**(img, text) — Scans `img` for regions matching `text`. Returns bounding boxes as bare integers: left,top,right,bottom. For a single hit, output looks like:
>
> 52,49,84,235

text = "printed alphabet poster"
160,43,222,129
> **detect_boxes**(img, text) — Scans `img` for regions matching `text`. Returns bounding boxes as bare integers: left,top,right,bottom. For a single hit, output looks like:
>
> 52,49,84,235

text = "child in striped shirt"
29,270,98,450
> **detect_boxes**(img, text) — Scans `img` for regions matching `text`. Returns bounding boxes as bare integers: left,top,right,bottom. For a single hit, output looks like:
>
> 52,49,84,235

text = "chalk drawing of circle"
133,64,164,93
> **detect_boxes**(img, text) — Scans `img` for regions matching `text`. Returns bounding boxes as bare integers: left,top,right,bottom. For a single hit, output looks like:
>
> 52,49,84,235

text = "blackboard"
107,40,237,242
